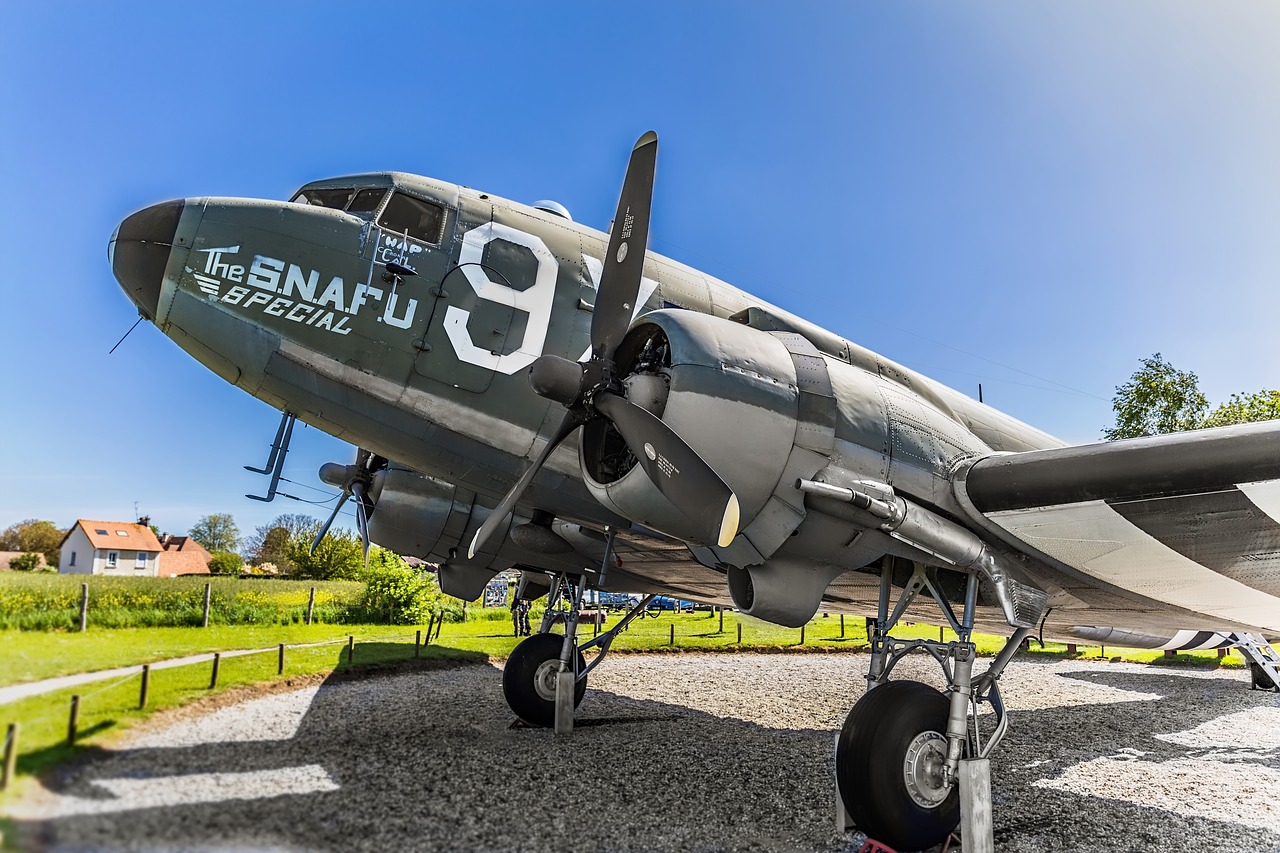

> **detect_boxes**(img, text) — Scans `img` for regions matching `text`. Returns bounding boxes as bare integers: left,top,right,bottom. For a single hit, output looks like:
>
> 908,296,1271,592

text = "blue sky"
3,2,1278,542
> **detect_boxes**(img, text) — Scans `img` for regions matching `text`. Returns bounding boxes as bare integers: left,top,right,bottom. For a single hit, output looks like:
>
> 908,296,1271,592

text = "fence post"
68,696,80,745
79,584,89,632
347,636,355,664
202,583,212,628
434,617,443,640
425,614,435,646
669,624,675,646
940,626,945,642
718,607,724,634
1067,643,1077,655
800,625,805,645
415,630,422,658
737,623,742,645
139,664,150,710
209,653,221,689
2,723,17,791
306,587,316,625
278,643,286,675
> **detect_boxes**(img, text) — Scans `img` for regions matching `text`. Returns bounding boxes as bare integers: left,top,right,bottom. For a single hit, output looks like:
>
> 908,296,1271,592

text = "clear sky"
3,2,1279,543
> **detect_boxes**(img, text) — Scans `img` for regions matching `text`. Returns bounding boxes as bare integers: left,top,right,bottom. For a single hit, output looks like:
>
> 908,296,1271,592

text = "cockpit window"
290,187,387,220
377,192,445,245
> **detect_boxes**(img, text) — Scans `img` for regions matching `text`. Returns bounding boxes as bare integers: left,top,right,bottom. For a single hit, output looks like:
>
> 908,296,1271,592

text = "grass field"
0,607,1255,806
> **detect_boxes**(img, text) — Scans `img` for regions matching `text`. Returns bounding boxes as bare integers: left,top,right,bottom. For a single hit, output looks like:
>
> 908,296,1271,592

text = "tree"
242,513,316,572
188,513,241,553
0,519,66,567
286,525,364,580
207,550,244,575
1104,353,1208,440
1201,389,1280,429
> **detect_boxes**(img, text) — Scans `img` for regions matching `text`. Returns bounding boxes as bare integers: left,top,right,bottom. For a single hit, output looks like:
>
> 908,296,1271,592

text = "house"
158,535,212,576
59,520,164,576
0,552,47,570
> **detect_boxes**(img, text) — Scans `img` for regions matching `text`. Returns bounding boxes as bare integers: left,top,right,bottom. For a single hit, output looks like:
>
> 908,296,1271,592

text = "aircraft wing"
955,420,1280,635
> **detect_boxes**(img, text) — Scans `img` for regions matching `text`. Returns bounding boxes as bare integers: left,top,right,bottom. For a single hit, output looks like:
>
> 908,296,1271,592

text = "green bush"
207,551,244,575
359,562,436,625
9,552,42,571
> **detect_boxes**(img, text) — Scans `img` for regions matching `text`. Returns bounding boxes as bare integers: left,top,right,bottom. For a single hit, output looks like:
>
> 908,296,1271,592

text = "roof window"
95,529,108,535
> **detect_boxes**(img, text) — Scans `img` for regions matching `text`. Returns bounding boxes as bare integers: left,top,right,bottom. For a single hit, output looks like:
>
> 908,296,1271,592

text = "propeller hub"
529,355,585,407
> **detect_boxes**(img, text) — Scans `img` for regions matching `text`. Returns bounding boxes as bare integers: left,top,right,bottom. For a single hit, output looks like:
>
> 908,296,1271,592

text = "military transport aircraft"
110,132,1280,852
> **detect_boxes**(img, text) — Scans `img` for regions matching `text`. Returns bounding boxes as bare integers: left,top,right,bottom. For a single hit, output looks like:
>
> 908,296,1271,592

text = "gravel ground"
6,653,1280,853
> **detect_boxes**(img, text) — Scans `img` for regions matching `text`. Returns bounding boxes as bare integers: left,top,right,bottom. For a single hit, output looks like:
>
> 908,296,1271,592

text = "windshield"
290,187,387,220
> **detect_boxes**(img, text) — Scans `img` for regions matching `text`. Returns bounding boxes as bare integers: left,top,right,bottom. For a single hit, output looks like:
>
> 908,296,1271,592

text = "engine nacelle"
581,310,824,556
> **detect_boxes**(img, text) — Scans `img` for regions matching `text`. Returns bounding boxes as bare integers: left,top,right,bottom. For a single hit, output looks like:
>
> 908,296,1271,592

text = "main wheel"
502,633,587,727
835,680,960,851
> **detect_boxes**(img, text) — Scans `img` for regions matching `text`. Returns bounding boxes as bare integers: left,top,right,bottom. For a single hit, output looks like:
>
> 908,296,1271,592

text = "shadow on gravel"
10,655,1280,853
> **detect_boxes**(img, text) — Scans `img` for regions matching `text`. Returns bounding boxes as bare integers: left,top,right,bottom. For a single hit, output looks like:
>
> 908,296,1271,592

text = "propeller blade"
351,480,371,561
467,411,581,559
594,392,740,548
311,492,350,554
590,131,658,360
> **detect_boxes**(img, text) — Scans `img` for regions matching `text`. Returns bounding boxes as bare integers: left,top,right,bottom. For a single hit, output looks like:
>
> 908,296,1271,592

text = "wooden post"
415,630,422,658
139,664,150,710
68,695,80,745
79,583,89,632
1218,647,1228,659
800,625,805,645
593,614,600,637
940,626,945,642
347,635,355,664
737,623,742,644
425,614,435,646
434,617,443,640
718,607,724,634
1067,643,1077,655
306,587,316,625
669,624,675,646
209,653,221,689
278,643,286,674
840,614,845,638
202,583,212,628
1165,648,1175,658
2,723,17,791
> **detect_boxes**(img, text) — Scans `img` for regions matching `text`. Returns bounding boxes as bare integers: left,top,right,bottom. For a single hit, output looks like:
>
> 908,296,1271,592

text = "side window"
70,551,76,567
378,192,445,245
292,188,354,209
135,552,147,569
347,188,386,218
107,551,119,568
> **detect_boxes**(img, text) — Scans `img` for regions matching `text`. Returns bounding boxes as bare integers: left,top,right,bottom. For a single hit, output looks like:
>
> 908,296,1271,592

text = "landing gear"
503,632,586,727
835,558,1039,851
837,681,958,852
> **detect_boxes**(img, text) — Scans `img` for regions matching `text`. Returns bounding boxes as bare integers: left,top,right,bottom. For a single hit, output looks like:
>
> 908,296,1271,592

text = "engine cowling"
580,310,820,556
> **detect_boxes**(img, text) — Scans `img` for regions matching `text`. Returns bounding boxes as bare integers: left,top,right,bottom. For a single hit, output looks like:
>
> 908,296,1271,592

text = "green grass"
0,574,367,630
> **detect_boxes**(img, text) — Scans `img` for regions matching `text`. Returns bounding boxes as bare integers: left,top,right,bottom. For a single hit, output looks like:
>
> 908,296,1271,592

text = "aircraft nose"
110,200,185,321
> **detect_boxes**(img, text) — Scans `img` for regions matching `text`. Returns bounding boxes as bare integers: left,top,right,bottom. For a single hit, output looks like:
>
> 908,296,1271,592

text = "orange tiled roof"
74,520,163,553
159,535,211,577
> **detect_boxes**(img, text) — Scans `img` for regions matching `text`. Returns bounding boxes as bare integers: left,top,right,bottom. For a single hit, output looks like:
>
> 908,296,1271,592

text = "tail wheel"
502,632,587,727
836,680,960,851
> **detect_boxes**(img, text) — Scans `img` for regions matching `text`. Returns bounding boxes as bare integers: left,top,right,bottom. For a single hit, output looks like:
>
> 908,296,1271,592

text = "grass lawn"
0,609,1255,807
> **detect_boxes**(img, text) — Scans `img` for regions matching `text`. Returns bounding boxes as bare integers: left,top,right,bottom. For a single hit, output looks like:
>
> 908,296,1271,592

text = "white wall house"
59,520,163,576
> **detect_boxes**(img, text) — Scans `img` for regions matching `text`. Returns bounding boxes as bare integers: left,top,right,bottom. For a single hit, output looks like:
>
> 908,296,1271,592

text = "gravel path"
6,653,1280,852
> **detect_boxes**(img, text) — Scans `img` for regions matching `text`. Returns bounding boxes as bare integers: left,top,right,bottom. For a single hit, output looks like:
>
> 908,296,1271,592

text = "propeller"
313,449,383,560
468,132,740,560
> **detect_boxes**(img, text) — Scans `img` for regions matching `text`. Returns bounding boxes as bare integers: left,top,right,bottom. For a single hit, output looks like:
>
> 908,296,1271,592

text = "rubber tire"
502,633,587,727
836,680,960,851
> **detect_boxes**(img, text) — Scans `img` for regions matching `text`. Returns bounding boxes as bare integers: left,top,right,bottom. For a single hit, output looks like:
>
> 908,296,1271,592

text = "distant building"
59,520,164,576
158,535,212,576
0,552,48,570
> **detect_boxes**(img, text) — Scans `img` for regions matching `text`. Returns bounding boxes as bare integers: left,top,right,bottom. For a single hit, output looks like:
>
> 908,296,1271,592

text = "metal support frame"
246,411,296,502
856,558,1038,851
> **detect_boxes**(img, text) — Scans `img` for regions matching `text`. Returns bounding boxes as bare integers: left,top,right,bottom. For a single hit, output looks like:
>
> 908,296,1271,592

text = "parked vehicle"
647,596,695,612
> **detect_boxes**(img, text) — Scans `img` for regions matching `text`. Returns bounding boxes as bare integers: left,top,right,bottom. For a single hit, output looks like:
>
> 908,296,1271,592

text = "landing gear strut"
835,560,1035,852
501,530,659,731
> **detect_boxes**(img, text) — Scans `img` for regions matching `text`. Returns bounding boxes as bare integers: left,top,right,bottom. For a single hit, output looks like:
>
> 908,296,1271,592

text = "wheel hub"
903,730,951,808
533,659,562,702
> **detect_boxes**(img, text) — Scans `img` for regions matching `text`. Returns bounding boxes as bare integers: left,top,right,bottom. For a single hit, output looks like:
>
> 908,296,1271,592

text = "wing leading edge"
956,421,1280,634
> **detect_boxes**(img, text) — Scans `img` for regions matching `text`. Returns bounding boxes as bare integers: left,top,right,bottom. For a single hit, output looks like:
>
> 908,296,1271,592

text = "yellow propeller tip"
717,494,741,548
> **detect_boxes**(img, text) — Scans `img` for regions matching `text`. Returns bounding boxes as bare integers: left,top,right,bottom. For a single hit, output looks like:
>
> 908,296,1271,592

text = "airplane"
109,132,1280,852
